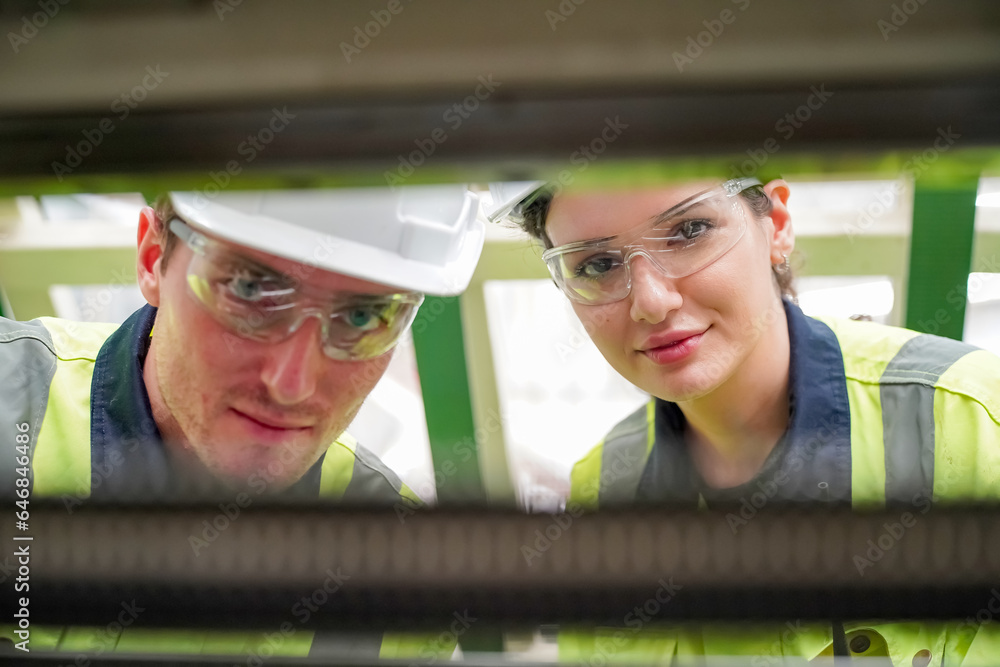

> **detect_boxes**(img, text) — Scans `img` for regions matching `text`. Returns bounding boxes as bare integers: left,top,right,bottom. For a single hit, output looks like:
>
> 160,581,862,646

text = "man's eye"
223,271,292,305
226,275,267,302
574,255,620,280
344,305,385,331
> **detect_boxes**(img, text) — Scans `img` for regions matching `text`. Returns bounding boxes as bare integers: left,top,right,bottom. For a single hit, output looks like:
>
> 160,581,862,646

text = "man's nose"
260,316,325,405
627,252,683,324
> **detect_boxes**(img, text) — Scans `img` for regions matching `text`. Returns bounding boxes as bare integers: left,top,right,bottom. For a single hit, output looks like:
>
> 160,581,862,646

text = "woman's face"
544,179,793,403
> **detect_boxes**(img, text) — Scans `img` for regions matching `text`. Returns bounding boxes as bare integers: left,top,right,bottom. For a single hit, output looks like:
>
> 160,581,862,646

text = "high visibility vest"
562,303,1000,666
0,312,432,658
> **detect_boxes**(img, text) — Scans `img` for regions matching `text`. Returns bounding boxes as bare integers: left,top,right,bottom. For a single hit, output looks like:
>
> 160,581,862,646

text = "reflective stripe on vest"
321,432,420,504
568,401,656,511
0,317,115,501
0,317,58,499
819,315,986,508
598,400,656,508
878,333,977,504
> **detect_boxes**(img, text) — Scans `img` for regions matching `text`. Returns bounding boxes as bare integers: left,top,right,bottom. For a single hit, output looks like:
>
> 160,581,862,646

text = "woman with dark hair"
491,175,1000,663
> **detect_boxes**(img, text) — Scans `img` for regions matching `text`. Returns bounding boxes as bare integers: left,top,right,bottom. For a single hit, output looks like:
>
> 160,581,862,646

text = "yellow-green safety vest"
1,309,438,660
563,303,1000,666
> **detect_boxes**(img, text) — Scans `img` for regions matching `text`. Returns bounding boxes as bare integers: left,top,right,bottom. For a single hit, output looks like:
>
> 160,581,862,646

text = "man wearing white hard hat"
0,184,484,506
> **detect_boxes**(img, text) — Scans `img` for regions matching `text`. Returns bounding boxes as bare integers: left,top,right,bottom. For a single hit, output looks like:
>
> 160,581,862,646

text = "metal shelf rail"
5,503,1000,630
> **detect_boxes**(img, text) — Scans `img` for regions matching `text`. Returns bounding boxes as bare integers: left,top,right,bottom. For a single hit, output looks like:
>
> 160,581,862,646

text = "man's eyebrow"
330,291,418,304
227,251,298,283
227,254,415,299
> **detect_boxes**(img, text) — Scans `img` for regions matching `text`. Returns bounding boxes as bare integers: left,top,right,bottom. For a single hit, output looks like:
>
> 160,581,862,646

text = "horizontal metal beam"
2,75,1000,178
8,503,1000,630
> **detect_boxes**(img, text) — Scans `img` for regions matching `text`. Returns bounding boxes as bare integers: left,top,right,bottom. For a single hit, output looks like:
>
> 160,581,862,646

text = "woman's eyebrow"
648,201,699,227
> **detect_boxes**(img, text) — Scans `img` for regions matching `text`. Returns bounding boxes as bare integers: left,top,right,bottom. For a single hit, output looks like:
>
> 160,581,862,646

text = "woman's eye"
575,255,620,280
675,219,712,240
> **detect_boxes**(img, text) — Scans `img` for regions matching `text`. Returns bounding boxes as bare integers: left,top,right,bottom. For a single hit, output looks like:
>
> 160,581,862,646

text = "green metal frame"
410,295,488,504
0,281,9,319
905,180,980,339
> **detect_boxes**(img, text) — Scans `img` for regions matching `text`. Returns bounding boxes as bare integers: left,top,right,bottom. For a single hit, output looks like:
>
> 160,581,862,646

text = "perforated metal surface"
9,503,1000,628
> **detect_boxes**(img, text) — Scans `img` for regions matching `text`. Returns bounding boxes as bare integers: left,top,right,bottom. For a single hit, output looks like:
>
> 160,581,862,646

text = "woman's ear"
136,206,163,307
763,179,794,264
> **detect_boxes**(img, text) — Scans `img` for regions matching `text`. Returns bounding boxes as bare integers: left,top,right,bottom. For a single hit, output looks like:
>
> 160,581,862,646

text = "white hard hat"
484,181,547,223
169,184,484,296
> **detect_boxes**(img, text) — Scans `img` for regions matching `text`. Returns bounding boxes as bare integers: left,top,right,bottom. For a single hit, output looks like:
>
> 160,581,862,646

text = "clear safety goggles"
170,220,424,361
541,177,762,305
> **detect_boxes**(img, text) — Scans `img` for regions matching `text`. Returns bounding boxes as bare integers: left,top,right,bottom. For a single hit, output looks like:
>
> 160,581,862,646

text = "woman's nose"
627,252,683,324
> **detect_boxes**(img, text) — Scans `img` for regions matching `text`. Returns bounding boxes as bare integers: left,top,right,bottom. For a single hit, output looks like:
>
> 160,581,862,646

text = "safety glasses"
541,177,762,305
169,220,424,361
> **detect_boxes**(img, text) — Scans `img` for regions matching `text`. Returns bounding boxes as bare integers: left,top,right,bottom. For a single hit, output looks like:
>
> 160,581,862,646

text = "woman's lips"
640,331,705,365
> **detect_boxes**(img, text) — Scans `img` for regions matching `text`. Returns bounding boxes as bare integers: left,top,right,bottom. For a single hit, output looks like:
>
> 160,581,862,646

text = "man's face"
144,228,398,492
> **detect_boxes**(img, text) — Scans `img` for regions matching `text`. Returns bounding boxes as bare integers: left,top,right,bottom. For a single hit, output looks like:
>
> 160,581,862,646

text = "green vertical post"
410,295,486,504
905,180,979,340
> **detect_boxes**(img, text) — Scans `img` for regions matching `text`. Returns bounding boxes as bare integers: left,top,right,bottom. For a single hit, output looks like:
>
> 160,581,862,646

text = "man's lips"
231,408,312,432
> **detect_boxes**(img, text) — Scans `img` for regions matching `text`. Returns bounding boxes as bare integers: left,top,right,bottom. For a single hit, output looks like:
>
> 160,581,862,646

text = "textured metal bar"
2,78,1000,178
6,503,1000,629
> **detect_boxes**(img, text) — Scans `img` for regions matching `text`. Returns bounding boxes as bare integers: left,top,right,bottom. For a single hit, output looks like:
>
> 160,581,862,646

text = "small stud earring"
773,253,790,274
